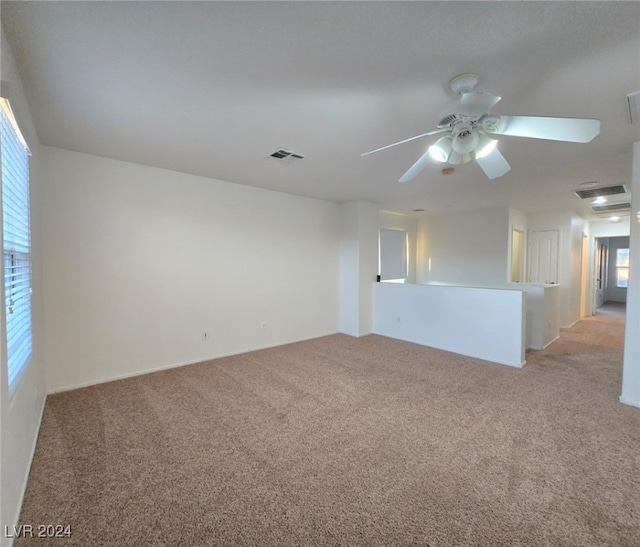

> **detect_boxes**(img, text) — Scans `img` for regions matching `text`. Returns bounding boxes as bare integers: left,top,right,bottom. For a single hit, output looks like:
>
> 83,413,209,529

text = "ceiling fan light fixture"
451,126,479,155
474,134,498,159
428,136,453,163
448,150,472,165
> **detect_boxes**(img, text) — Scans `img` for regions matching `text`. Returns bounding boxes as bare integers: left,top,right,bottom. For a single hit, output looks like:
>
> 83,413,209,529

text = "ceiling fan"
362,73,601,181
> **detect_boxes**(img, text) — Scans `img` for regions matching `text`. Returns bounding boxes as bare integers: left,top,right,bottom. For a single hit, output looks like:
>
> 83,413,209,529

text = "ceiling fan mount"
362,73,601,182
449,73,480,96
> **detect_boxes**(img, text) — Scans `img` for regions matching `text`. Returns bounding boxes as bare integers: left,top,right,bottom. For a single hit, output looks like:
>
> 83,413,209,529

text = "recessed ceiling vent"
574,184,627,199
269,148,305,164
591,202,631,213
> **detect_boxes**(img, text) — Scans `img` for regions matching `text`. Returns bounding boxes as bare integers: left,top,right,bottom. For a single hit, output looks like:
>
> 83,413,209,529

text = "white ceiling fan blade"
399,149,431,183
361,128,446,157
488,115,600,143
475,147,511,179
459,92,502,117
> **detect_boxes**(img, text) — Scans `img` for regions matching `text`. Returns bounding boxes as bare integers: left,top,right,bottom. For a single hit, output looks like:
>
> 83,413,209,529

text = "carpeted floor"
15,305,640,546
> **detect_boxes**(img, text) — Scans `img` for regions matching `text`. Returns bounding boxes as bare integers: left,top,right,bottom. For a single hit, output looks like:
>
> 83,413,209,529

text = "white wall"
569,214,588,323
416,206,510,285
372,282,525,367
40,146,341,392
621,141,640,407
605,236,630,303
0,31,47,547
589,219,631,239
508,208,528,282
513,284,559,350
379,210,417,284
339,201,378,336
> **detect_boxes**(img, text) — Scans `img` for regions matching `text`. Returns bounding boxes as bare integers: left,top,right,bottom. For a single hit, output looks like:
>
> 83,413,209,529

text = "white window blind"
379,228,408,281
1,98,32,394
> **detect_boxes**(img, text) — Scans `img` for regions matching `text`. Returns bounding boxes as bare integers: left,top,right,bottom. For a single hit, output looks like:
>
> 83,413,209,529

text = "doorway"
593,236,629,314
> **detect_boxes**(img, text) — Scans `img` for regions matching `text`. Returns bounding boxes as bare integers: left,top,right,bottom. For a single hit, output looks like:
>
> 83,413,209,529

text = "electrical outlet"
202,331,210,341
261,322,267,330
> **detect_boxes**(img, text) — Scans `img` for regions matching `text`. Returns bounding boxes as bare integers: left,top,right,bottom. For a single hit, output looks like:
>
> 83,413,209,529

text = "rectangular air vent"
574,185,627,199
591,202,631,213
269,148,305,164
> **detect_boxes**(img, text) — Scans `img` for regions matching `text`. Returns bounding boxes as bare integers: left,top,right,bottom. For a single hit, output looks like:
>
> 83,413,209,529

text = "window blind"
1,99,32,394
379,228,408,280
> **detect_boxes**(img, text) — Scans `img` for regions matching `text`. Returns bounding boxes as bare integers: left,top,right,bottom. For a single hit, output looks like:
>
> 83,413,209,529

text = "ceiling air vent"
591,202,631,213
269,148,305,164
574,184,627,199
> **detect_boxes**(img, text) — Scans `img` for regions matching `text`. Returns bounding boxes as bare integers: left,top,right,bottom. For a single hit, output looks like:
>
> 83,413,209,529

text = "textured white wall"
621,142,640,407
339,201,378,336
379,210,418,284
416,206,510,286
372,282,525,367
589,220,630,239
569,214,588,324
508,208,528,282
0,31,47,547
40,147,341,392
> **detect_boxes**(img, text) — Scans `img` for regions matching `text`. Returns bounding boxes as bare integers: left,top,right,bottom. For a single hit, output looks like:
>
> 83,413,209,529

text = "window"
379,228,408,282
615,248,629,288
1,97,32,395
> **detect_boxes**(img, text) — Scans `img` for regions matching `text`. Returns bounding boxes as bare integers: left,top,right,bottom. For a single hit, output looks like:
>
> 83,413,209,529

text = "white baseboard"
619,395,640,409
47,331,339,394
561,319,580,329
6,395,46,547
536,336,560,350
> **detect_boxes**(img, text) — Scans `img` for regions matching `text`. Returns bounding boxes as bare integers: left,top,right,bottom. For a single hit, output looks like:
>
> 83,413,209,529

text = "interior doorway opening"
593,235,629,316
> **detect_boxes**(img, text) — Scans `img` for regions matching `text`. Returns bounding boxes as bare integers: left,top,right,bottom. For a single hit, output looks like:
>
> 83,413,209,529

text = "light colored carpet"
15,307,640,546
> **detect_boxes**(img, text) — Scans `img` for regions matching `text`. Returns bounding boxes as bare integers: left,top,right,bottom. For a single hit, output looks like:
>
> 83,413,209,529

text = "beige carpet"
15,305,640,546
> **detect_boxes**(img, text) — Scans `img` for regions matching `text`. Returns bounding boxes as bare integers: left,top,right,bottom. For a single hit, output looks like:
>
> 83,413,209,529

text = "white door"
528,230,559,284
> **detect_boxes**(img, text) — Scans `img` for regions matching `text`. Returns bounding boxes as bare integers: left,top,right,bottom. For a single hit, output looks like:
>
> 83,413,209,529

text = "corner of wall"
1,26,47,544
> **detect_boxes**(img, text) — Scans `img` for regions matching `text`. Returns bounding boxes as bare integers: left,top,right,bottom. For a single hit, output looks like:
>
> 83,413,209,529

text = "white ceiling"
2,1,639,218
